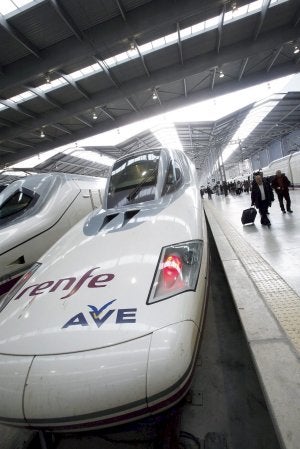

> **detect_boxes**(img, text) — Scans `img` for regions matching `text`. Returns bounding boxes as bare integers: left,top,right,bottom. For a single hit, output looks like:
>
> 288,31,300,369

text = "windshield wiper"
126,168,158,202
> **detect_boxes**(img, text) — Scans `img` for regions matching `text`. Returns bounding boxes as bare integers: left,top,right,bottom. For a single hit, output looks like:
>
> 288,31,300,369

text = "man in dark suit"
251,174,274,226
271,170,293,213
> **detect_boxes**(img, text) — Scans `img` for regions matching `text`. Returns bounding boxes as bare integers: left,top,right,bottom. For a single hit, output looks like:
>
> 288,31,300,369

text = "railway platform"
202,188,300,449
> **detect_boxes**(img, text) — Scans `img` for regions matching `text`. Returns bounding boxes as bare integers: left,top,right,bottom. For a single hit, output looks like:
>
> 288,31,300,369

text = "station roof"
0,0,299,180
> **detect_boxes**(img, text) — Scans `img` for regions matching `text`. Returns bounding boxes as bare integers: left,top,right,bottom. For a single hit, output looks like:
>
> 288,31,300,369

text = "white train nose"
0,354,33,426
0,322,199,431
22,335,151,431
147,321,199,411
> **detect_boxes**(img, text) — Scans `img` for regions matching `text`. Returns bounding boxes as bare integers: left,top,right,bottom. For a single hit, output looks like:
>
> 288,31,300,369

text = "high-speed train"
0,173,105,299
0,148,208,432
262,150,300,187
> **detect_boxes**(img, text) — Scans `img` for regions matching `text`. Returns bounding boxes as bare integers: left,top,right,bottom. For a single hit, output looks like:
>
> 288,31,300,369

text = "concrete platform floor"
207,189,300,297
202,188,300,449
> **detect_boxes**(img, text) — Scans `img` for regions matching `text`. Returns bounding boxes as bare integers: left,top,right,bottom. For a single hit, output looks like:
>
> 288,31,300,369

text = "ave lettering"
62,300,137,329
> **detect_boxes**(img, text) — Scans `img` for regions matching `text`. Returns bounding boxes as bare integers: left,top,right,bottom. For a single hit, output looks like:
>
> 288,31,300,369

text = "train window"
162,161,182,196
0,190,33,219
107,151,160,208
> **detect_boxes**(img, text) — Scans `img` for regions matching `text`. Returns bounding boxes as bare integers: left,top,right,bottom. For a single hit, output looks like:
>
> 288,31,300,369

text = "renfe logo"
14,267,114,301
62,300,137,329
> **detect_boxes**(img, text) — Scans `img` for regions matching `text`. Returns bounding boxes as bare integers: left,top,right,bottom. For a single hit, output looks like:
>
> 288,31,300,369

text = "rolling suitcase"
241,207,257,225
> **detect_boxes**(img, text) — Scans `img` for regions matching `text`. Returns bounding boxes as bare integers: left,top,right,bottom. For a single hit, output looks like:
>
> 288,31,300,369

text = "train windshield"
107,151,160,208
0,190,33,219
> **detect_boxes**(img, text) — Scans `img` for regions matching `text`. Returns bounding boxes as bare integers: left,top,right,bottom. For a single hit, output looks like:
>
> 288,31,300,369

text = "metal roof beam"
0,97,36,118
134,40,150,77
210,68,216,90
266,46,282,72
183,78,187,97
0,16,41,59
95,57,141,109
24,84,63,109
253,0,271,41
49,0,84,42
238,57,249,80
217,6,225,54
1,64,296,165
0,25,299,143
50,123,72,134
55,70,91,100
97,106,115,121
94,58,119,88
0,0,253,91
293,6,300,27
73,115,92,127
0,145,15,153
7,138,35,148
115,0,127,22
0,118,13,127
177,23,184,65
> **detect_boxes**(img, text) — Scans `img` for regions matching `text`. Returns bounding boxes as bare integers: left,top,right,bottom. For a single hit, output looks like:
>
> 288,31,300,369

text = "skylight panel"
115,52,129,63
0,0,16,15
192,22,205,33
233,5,248,17
152,37,166,49
180,27,192,39
248,0,263,13
0,0,33,16
38,83,51,92
50,78,66,88
80,66,93,75
14,0,32,6
221,94,284,162
105,56,118,68
10,91,36,103
126,48,139,59
204,17,219,30
69,149,114,166
151,122,183,151
21,91,33,100
165,32,178,44
70,70,83,80
139,42,153,53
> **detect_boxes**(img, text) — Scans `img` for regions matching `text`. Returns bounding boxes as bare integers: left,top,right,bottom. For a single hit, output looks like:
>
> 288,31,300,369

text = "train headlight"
147,240,202,304
0,262,41,313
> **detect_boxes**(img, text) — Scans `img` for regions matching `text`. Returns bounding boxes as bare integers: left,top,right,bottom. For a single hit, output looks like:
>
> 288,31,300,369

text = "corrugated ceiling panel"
12,3,73,49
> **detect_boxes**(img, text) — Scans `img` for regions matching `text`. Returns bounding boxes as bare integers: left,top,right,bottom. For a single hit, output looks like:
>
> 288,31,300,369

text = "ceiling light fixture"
129,42,136,51
152,89,158,100
293,45,300,54
92,112,97,120
45,73,51,83
231,1,237,10
40,129,45,138
219,70,224,78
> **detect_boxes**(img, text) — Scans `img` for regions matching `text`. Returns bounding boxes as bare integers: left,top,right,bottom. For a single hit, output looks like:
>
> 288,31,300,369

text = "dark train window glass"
162,161,182,196
0,191,32,219
107,152,160,208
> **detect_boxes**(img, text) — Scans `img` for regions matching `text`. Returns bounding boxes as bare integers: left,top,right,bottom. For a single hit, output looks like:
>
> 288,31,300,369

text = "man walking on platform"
271,170,293,213
251,174,274,226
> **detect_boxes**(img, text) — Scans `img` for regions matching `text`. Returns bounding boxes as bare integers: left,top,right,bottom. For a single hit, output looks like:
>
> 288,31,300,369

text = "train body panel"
0,173,105,297
0,148,209,431
262,150,300,187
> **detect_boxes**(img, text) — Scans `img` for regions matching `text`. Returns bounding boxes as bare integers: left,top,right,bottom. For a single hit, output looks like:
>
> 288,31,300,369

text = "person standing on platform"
271,170,293,213
251,174,274,226
207,185,212,199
